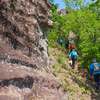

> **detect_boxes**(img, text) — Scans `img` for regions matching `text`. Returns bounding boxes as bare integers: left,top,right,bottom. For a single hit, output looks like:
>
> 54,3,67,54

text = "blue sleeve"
90,69,93,76
75,52,78,58
90,64,93,76
90,64,93,69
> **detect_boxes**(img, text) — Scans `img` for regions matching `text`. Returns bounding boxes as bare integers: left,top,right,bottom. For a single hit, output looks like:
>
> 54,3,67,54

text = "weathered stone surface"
0,0,67,99
0,62,63,100
0,0,53,69
56,8,68,16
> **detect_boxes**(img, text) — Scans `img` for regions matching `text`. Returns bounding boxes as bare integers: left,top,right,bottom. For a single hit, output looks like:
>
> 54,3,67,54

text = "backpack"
71,45,74,50
71,51,76,58
65,40,69,45
94,63,100,72
60,39,63,43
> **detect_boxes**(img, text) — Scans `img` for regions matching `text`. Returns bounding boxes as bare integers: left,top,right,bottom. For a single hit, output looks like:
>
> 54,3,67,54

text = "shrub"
52,63,58,68
49,51,53,56
57,55,65,64
58,67,62,73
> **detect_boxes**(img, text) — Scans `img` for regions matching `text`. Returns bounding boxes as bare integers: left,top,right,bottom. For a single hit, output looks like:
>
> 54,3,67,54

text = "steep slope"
48,43,100,100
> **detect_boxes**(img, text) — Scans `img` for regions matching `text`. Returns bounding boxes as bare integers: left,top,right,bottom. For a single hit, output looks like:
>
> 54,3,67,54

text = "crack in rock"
0,76,33,89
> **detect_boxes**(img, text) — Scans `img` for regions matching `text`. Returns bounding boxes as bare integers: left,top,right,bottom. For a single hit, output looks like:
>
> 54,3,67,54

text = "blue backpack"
65,40,69,45
71,51,76,58
59,39,63,43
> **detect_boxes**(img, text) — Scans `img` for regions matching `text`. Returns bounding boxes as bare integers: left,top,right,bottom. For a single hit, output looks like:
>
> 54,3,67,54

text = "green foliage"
49,51,53,56
89,0,100,8
48,0,100,70
62,0,83,9
54,72,58,76
54,69,58,76
61,63,66,68
47,2,69,44
64,78,70,82
57,55,65,64
68,95,71,100
80,87,87,94
46,70,50,74
52,63,58,68
61,79,64,84
58,67,62,72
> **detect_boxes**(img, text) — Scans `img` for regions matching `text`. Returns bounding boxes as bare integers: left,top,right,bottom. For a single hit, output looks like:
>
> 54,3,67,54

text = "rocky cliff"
0,0,67,100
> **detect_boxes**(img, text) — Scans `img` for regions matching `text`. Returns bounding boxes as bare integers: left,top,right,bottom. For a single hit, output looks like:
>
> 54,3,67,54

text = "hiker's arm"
69,53,71,59
76,54,78,58
90,64,93,76
75,52,78,58
90,69,93,76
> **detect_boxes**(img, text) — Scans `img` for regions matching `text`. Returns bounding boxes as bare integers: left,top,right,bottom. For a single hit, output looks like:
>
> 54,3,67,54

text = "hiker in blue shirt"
90,59,100,93
65,39,69,50
69,49,78,69
58,39,63,47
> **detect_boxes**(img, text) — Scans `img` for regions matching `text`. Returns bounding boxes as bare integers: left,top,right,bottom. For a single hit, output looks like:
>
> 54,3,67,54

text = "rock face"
0,0,53,69
56,8,68,16
0,63,64,100
68,31,76,44
0,0,67,100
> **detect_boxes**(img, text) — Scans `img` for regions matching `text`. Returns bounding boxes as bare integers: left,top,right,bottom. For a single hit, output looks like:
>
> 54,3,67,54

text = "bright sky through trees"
54,0,97,9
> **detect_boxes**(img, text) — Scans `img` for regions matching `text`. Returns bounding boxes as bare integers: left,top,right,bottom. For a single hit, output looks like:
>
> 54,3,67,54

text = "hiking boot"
95,89,99,93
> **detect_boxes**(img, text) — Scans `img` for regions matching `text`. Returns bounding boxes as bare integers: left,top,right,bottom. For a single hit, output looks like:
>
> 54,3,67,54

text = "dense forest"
48,0,100,70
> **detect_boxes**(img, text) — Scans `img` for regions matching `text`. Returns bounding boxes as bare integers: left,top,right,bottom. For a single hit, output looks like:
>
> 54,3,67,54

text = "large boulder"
56,8,69,16
0,0,67,99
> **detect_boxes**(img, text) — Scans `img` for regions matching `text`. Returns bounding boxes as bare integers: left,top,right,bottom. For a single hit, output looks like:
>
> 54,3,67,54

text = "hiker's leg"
65,45,67,50
60,43,62,47
72,58,74,69
94,74,99,90
66,44,68,50
99,74,100,85
97,74,99,88
72,58,75,69
73,58,75,69
58,42,61,47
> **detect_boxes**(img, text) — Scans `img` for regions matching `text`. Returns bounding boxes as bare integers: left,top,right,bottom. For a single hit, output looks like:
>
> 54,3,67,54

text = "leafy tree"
64,5,100,69
48,0,100,70
49,0,59,12
48,1,69,45
62,0,85,9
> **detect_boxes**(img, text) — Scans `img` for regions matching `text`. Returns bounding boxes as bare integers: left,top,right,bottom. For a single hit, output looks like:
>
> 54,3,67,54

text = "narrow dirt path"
84,77,100,100
65,50,100,99
68,59,100,100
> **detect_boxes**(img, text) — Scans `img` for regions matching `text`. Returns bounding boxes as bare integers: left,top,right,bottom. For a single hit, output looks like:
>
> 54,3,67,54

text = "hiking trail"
48,46,100,100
